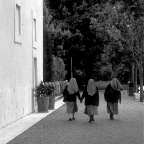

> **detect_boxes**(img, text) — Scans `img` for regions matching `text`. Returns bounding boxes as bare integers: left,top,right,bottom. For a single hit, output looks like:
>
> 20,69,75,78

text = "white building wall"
0,0,43,129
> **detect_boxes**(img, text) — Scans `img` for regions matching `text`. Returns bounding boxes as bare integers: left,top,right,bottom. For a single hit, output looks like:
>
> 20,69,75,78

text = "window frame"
14,0,22,44
32,10,37,48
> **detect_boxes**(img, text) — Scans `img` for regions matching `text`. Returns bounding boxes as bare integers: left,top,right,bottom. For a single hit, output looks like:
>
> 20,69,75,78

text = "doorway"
32,57,38,112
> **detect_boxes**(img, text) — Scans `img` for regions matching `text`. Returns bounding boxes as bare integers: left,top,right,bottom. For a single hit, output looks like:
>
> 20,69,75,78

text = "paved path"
7,91,144,144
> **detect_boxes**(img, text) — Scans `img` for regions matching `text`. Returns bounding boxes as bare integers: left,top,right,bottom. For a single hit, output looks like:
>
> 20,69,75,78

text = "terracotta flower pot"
49,96,55,110
37,97,49,112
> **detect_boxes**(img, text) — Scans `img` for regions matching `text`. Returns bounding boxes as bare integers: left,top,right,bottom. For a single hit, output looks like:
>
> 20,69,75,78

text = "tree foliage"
51,56,67,81
44,0,144,87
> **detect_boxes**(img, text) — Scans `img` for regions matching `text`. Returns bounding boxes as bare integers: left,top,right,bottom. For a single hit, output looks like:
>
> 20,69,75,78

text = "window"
33,57,37,88
16,5,21,35
32,10,37,48
33,18,37,42
14,0,22,43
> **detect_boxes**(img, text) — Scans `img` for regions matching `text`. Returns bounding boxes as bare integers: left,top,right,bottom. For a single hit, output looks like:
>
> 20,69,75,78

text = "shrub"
51,56,67,81
34,81,54,97
96,81,128,90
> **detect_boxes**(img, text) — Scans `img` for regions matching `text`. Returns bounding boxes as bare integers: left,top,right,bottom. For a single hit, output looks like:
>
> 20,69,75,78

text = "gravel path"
7,91,143,144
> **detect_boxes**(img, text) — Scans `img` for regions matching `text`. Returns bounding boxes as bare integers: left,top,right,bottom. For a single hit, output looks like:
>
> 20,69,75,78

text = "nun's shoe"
91,116,94,121
110,114,114,120
89,117,92,123
69,118,72,121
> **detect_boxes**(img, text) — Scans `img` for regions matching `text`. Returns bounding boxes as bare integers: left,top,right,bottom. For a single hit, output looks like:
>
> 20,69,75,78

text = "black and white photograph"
0,0,143,144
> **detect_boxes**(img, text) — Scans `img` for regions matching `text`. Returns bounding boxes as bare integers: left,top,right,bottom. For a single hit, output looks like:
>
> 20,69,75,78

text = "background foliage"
43,0,144,85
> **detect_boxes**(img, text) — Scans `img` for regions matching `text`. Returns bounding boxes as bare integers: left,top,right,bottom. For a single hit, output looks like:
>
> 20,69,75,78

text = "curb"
55,94,63,101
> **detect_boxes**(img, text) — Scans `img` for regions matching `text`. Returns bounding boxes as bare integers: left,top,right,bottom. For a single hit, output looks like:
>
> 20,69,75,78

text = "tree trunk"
128,63,135,96
71,57,73,78
139,59,143,102
134,65,137,93
143,63,144,85
131,63,134,83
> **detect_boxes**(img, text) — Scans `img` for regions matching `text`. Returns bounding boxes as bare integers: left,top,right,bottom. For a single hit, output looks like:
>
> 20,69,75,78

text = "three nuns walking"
63,77,123,122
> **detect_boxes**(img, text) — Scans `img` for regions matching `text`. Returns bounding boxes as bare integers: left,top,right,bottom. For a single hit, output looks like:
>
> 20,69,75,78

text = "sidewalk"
0,95,65,144
1,91,144,144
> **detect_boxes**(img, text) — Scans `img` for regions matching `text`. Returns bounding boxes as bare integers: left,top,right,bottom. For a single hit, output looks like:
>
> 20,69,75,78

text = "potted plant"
34,81,54,112
45,82,56,110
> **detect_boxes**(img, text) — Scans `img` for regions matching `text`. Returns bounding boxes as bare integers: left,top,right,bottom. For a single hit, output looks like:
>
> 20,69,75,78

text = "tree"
43,2,53,81
103,1,144,101
51,56,67,81
44,0,144,91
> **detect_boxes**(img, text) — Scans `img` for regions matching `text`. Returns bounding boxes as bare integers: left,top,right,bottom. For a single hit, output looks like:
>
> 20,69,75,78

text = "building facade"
0,0,43,129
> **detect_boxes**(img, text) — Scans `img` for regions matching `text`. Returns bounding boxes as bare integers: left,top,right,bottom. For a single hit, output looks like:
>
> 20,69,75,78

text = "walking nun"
63,78,81,121
104,78,123,120
81,79,99,123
